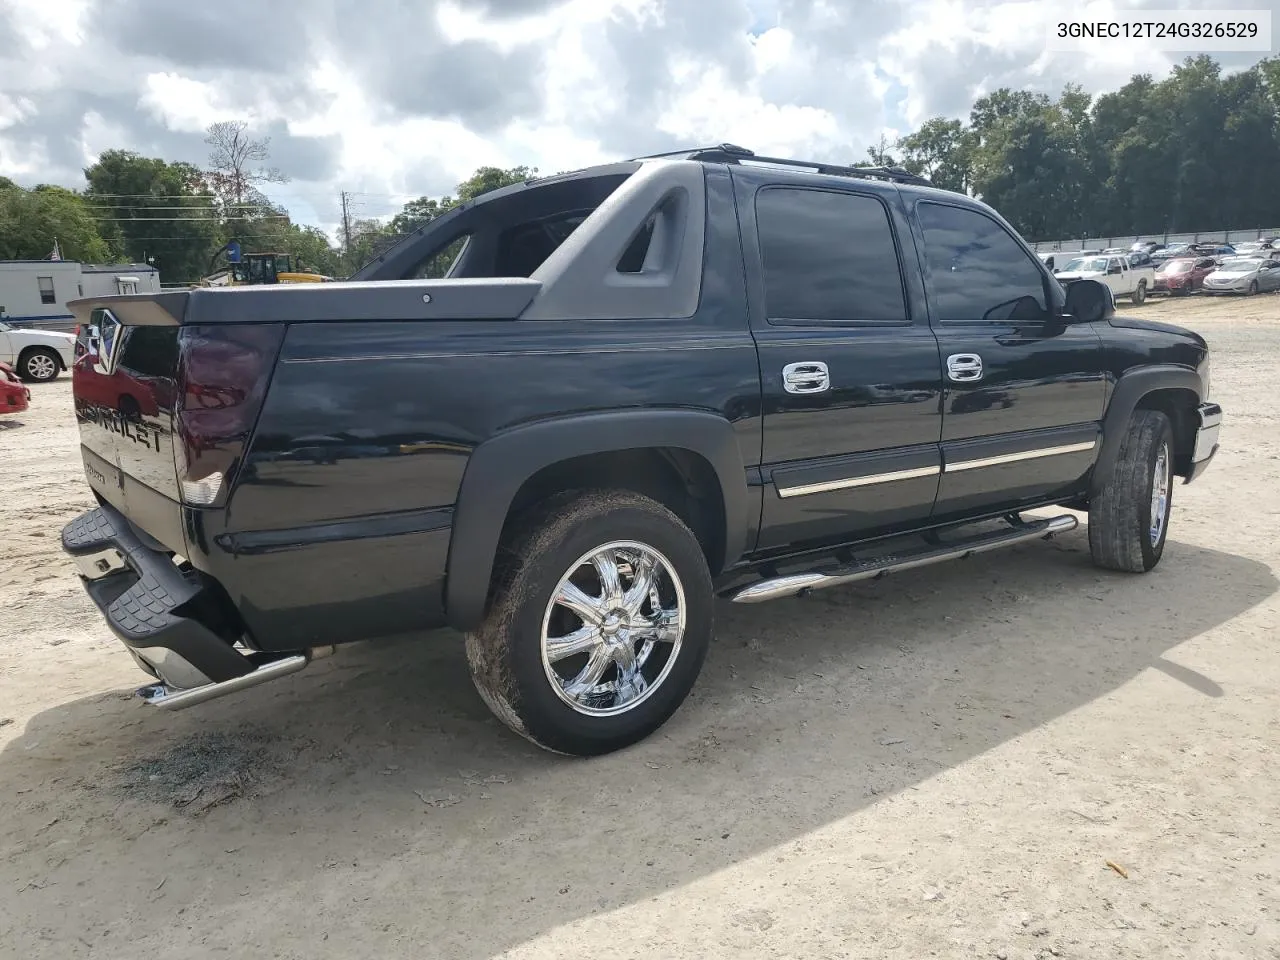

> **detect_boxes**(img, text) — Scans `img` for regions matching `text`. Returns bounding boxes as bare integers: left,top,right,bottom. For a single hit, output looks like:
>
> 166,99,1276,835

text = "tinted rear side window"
755,188,907,323
916,201,1049,323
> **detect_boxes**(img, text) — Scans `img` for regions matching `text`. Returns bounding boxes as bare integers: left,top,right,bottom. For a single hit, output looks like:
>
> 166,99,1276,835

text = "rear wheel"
19,348,60,383
1131,281,1147,305
1088,409,1174,573
465,490,714,756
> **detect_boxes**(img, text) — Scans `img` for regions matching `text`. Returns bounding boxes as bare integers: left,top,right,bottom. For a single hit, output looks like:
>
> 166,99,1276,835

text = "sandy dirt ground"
1,295,1277,960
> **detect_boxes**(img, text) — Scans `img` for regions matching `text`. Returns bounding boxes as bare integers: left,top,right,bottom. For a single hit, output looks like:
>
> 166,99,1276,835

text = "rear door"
734,168,943,552
912,199,1106,521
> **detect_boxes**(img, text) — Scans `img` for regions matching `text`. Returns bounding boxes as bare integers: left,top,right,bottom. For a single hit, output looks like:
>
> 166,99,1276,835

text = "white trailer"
0,261,82,328
0,261,160,332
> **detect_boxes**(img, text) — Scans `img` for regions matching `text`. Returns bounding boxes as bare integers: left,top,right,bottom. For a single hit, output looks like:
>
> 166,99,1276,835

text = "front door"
735,170,944,553
912,199,1106,521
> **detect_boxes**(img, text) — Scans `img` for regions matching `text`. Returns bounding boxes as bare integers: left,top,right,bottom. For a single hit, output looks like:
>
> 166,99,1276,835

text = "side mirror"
1063,278,1115,324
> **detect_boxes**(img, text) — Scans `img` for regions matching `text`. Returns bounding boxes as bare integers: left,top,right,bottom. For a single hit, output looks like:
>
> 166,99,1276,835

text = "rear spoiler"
69,278,542,327
67,292,189,329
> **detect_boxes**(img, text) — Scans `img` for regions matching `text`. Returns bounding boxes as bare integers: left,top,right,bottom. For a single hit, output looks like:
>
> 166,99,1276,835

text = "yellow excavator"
201,241,334,287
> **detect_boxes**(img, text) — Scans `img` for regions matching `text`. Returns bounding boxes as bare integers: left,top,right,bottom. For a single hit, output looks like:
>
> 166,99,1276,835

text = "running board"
136,653,312,711
729,514,1078,604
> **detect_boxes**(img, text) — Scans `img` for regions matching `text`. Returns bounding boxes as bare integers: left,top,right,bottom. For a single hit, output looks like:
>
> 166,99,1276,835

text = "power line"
100,234,315,242
81,189,408,199
87,215,291,222
81,203,280,211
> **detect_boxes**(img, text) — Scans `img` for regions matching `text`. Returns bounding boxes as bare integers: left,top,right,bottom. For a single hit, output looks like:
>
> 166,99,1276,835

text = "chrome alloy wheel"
1149,442,1171,546
540,540,686,717
26,352,58,381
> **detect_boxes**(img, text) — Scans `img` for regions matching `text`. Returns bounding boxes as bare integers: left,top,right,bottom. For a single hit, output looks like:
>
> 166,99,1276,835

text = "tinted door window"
755,188,907,323
916,201,1049,323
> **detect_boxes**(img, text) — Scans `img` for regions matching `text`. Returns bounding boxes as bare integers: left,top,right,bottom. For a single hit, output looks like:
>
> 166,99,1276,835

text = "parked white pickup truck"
0,320,76,382
1053,254,1155,305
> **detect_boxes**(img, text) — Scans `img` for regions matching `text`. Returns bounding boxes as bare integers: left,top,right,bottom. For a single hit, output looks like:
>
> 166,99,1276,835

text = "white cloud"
1,0,88,48
656,62,841,156
139,74,232,133
1,0,1276,238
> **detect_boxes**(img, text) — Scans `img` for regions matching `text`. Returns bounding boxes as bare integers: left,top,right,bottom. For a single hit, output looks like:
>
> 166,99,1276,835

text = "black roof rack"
630,142,933,188
629,143,757,161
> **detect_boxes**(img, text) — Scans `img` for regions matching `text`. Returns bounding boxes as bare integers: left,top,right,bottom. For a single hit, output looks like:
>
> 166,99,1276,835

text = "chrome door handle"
783,361,830,394
946,353,983,382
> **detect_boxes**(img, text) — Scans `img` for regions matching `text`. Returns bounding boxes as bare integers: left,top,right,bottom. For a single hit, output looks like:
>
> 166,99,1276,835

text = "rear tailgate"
70,294,189,516
68,291,287,554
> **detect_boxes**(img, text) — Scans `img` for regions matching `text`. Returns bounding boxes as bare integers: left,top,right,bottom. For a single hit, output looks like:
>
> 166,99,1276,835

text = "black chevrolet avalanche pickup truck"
61,144,1222,756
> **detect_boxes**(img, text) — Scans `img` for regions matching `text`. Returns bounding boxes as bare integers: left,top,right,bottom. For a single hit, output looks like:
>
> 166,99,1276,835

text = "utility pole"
339,190,354,268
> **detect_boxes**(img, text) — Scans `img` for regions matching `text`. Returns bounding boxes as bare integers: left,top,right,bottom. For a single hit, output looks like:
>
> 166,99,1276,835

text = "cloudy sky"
1,0,1276,238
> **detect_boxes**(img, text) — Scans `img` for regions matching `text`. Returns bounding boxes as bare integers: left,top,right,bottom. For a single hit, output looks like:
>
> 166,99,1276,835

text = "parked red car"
1,361,31,415
1153,256,1217,295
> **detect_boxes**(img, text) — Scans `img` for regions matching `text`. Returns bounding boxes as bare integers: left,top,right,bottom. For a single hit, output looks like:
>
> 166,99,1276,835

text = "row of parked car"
1038,238,1280,301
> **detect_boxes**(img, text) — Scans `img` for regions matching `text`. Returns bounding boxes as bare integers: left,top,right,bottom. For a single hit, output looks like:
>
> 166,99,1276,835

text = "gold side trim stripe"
776,465,941,499
945,440,1097,473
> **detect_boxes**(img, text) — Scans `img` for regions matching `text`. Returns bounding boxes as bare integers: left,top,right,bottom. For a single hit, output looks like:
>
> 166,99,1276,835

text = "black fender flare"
1091,364,1204,496
445,409,751,631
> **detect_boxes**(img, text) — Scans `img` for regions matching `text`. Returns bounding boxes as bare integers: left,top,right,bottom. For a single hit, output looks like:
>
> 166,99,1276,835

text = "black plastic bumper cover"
61,504,253,684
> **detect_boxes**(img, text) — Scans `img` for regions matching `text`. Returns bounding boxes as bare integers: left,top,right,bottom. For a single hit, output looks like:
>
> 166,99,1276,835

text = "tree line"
873,54,1280,240
0,119,537,284
2,54,1277,283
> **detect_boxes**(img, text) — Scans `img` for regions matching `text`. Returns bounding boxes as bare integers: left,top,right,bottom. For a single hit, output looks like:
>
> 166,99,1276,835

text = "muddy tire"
465,490,714,757
19,347,60,383
1088,410,1174,573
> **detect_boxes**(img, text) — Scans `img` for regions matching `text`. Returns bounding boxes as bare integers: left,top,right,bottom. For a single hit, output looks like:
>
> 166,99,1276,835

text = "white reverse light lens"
181,472,224,506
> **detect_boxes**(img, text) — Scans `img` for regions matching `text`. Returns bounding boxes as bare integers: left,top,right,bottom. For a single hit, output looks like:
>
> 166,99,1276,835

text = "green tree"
455,165,536,201
895,118,977,192
388,195,456,234
862,134,900,167
84,151,220,283
0,180,113,262
346,165,537,274
873,56,1280,241
277,224,343,277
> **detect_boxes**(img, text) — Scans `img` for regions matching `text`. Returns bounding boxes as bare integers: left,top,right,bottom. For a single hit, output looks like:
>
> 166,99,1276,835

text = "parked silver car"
1202,257,1280,295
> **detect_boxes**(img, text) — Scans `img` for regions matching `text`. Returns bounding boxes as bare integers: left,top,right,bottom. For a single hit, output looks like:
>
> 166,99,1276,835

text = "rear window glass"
408,235,471,280
494,211,592,277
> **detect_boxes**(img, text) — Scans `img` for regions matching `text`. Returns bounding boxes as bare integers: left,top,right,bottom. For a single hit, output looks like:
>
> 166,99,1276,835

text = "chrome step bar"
729,514,1078,604
136,648,330,711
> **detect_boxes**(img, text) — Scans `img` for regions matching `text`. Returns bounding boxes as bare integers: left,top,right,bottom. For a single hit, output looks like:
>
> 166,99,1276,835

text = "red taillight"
174,324,284,506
